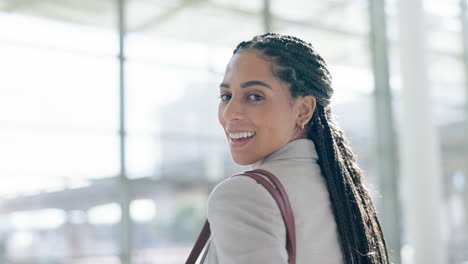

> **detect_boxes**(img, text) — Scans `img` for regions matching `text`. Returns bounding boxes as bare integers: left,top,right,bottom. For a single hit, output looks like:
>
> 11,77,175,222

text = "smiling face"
218,49,307,166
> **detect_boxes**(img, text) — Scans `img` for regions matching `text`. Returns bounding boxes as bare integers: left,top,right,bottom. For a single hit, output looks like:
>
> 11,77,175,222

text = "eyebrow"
220,80,272,89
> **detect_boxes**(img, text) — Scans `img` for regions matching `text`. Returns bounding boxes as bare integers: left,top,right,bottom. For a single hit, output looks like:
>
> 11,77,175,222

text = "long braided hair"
233,33,390,264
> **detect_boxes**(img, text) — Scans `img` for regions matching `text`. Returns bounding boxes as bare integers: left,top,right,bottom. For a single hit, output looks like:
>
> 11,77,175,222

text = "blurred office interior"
0,0,467,263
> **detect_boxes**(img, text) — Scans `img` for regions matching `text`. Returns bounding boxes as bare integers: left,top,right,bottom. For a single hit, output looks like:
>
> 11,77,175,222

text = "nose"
222,96,244,121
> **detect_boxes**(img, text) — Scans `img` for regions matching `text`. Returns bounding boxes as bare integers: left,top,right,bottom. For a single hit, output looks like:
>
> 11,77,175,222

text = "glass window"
125,1,261,262
0,2,120,263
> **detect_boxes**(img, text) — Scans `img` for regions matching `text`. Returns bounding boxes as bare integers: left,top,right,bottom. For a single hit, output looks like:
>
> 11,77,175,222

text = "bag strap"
185,169,296,264
186,220,211,264
240,169,296,264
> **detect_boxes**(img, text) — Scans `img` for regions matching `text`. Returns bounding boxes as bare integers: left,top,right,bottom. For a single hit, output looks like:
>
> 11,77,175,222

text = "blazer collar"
251,138,319,169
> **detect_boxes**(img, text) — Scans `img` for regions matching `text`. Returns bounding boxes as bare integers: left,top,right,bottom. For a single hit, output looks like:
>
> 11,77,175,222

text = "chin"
230,154,251,166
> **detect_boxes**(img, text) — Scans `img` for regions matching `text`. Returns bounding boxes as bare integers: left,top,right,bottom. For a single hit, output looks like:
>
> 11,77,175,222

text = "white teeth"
229,131,256,139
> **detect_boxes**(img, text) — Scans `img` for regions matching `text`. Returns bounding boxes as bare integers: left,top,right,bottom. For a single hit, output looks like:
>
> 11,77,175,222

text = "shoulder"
205,174,289,262
207,174,283,225
208,175,277,210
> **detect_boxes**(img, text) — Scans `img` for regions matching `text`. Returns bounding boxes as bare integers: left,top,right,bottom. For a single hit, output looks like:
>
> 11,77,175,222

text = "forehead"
224,49,276,81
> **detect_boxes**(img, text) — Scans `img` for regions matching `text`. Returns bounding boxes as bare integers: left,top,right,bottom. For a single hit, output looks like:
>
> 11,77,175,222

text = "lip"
226,129,255,133
228,133,256,148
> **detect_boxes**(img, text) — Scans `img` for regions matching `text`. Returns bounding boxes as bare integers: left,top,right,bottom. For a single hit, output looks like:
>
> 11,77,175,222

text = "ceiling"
0,0,466,124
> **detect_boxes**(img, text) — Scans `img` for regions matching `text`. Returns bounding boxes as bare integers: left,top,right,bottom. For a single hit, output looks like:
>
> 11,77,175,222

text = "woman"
203,33,389,263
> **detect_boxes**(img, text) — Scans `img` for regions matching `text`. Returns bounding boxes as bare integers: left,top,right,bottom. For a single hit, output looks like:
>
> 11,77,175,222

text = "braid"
234,33,390,263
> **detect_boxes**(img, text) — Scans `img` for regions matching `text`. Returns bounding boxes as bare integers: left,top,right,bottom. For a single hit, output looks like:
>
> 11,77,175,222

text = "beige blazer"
201,138,343,263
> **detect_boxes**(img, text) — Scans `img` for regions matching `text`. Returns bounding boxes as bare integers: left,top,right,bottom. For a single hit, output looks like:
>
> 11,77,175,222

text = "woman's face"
218,49,304,166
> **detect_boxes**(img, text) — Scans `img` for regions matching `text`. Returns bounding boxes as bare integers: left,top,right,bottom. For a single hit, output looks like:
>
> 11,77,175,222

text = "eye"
219,93,231,101
247,94,264,101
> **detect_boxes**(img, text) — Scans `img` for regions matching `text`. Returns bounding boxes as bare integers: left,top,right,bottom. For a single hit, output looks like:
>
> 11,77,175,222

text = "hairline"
234,47,300,108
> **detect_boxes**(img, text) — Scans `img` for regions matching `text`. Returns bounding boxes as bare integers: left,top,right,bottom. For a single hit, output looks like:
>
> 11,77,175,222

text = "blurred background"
0,0,466,263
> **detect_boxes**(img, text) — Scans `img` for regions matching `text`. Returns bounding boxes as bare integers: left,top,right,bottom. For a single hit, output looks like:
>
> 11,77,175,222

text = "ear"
296,95,316,126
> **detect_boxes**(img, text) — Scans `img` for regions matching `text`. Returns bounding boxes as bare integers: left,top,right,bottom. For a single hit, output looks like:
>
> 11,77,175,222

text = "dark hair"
234,33,390,264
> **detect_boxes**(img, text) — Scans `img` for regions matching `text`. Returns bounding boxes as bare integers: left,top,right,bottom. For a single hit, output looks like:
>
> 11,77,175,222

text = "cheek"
252,109,276,135
262,105,295,134
218,103,225,127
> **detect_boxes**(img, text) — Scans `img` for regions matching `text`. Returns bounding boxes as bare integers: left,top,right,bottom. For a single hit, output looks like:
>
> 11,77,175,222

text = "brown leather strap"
240,172,287,217
243,169,296,264
185,169,296,264
185,220,211,264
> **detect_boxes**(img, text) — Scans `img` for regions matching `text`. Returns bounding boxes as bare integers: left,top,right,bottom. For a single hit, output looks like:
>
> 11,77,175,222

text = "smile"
229,131,256,139
228,131,256,148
